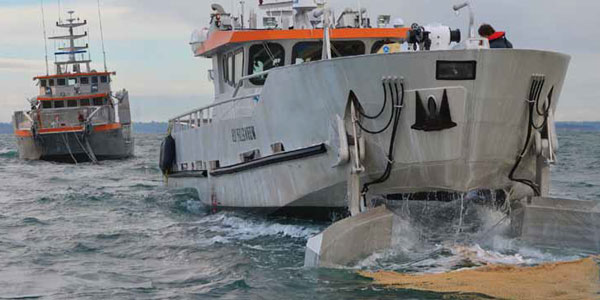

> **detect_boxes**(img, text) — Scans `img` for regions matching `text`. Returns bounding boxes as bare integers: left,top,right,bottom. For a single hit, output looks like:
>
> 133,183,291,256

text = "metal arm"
453,1,475,39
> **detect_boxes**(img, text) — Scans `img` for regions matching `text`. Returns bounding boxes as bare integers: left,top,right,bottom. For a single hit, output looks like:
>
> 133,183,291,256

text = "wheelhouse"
201,29,407,96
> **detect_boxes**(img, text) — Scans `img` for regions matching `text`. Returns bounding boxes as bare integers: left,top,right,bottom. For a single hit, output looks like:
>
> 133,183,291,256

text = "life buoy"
159,135,176,175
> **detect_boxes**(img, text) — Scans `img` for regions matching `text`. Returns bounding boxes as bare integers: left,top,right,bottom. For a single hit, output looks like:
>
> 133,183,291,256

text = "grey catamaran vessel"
162,0,567,216
13,11,133,163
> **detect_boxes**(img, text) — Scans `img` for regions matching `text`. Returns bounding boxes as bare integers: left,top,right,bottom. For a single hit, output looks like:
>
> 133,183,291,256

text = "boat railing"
32,106,114,130
170,70,269,133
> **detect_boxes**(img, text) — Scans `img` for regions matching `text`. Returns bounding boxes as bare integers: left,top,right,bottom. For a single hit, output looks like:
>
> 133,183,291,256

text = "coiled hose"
349,81,405,197
508,77,553,197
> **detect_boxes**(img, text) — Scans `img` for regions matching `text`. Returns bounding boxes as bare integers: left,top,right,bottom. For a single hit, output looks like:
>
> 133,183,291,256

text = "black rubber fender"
159,135,176,175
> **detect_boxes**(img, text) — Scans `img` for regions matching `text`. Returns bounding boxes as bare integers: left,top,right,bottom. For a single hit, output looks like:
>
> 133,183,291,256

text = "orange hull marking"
34,71,116,80
38,93,108,101
196,28,409,56
94,123,121,132
39,126,84,134
14,130,33,137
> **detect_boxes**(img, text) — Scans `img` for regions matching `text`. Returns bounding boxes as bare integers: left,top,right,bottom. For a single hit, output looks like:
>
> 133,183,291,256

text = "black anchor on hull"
411,89,457,132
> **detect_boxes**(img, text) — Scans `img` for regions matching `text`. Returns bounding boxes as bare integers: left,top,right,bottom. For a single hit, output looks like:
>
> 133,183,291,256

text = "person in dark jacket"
478,24,513,48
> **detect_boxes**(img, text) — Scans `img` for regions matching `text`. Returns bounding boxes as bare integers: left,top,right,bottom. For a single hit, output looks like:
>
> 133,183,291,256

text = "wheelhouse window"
100,76,108,83
292,42,322,64
248,43,285,85
227,54,234,84
222,55,229,84
49,79,55,86
292,41,365,65
68,78,77,86
57,78,66,86
53,100,65,108
80,77,89,85
40,80,47,87
67,100,78,107
234,49,244,85
371,40,400,54
80,98,90,106
331,41,365,57
91,76,98,84
42,101,52,109
93,97,104,106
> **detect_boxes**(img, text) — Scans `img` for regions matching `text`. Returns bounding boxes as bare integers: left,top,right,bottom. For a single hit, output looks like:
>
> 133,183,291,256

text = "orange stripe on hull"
94,123,121,132
39,126,84,134
14,123,121,137
196,28,409,56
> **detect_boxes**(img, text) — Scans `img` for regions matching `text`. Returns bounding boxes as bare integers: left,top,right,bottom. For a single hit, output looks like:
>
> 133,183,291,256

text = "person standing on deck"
478,24,513,48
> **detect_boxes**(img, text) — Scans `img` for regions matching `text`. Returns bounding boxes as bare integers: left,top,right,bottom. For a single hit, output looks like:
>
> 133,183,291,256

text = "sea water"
0,127,598,299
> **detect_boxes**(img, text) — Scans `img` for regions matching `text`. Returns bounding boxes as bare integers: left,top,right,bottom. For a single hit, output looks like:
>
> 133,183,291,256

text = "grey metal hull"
17,125,134,163
169,49,570,210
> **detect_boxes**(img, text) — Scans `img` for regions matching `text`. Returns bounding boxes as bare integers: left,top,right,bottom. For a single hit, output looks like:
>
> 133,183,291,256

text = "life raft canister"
159,135,176,175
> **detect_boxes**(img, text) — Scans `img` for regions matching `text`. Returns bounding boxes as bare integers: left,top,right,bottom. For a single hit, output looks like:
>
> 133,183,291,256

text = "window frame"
222,55,229,85
247,43,285,86
292,41,323,65
67,99,78,107
330,40,366,58
53,100,65,109
227,53,234,84
233,48,244,86
80,77,90,85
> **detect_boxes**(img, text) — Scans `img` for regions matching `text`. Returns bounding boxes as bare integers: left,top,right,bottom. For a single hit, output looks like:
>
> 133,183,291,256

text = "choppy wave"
201,213,321,242
0,130,597,299
0,148,17,158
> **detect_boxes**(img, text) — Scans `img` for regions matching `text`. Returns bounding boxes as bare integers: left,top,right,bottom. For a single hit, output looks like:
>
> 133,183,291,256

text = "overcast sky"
1,0,599,122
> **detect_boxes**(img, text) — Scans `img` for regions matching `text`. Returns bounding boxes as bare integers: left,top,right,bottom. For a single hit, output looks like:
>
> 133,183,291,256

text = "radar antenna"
40,0,50,75
97,0,108,72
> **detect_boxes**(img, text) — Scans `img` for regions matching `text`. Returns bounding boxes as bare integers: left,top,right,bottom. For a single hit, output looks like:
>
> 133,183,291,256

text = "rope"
72,131,98,164
61,133,78,164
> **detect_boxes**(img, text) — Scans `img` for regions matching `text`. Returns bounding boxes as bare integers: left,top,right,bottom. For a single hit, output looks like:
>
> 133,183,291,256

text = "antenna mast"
40,0,50,75
96,0,108,72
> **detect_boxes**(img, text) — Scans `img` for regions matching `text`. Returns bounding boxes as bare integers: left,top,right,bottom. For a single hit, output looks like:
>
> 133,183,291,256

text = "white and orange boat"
162,0,569,219
12,11,133,163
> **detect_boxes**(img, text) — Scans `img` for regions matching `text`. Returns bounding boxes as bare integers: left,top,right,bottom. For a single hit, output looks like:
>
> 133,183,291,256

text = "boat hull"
168,49,570,211
16,124,134,162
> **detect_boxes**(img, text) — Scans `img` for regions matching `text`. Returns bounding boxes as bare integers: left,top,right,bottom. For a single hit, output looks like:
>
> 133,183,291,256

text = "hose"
509,77,552,197
351,82,397,135
356,81,405,196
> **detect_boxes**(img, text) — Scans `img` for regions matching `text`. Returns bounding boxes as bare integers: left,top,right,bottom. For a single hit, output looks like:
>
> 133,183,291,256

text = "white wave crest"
199,213,321,241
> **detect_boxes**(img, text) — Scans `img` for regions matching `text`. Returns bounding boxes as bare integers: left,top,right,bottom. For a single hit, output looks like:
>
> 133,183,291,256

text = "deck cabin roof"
33,71,115,81
195,27,409,57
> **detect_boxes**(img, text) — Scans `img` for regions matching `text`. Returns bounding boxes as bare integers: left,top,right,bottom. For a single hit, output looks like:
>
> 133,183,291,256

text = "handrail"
232,69,271,98
86,106,102,122
169,93,260,122
169,69,271,125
